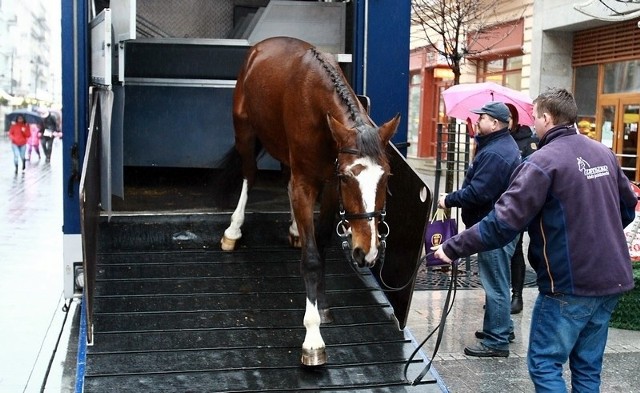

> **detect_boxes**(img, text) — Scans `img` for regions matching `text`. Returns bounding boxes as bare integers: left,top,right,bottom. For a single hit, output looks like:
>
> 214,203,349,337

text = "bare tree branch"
411,0,528,84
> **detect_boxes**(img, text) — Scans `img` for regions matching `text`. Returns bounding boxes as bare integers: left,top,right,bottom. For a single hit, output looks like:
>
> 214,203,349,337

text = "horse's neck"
307,49,369,128
325,94,370,129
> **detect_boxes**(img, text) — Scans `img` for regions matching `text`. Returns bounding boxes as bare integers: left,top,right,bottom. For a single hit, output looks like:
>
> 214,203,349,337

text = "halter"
334,148,390,266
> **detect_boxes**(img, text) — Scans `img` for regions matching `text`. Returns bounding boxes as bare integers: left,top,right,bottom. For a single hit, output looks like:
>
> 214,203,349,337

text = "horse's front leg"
292,182,328,366
314,179,339,324
221,178,249,250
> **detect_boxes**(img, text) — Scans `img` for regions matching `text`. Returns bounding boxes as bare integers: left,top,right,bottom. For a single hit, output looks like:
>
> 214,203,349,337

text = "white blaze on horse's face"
345,156,384,263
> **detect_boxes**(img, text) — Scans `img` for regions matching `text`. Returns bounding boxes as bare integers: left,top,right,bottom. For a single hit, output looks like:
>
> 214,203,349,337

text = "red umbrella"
442,82,534,126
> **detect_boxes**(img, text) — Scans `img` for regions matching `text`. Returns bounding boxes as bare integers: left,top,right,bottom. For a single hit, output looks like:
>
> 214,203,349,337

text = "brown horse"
220,36,400,366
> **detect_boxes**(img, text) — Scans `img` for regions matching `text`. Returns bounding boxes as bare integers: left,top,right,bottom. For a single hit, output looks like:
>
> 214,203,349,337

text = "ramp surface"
82,213,444,392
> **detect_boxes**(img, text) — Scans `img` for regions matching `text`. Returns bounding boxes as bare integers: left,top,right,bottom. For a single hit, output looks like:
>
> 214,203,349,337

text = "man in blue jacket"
435,88,636,391
438,101,521,357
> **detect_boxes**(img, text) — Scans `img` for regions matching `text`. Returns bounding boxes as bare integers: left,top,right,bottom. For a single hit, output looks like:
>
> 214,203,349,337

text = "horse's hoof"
220,236,237,251
301,347,327,366
319,308,334,324
288,234,301,248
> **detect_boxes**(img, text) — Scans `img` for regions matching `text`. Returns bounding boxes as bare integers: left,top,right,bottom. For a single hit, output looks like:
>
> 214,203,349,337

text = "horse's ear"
378,113,400,145
327,113,354,148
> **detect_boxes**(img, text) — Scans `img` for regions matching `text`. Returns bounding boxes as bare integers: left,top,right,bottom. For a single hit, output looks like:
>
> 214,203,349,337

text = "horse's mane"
310,47,386,161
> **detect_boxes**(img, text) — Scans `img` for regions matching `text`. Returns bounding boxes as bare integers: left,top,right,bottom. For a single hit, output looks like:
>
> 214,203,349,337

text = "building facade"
410,0,640,183
409,0,533,158
531,0,640,181
0,0,59,110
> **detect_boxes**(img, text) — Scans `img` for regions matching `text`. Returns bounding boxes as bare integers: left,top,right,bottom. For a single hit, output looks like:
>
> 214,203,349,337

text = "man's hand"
431,245,453,264
437,193,447,209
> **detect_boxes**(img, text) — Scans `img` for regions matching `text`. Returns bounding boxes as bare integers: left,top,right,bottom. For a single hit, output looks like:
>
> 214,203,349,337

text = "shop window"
603,60,640,94
476,55,523,90
407,73,422,157
574,65,598,139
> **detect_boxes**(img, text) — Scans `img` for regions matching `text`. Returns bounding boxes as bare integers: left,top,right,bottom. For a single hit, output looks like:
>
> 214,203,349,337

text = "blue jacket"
443,124,637,296
445,128,521,226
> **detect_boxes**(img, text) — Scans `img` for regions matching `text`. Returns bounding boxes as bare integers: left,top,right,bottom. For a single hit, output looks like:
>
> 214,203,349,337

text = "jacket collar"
475,127,510,148
538,124,577,148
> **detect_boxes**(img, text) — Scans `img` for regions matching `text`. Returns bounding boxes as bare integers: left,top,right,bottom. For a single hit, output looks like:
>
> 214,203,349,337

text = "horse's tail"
212,141,265,208
212,147,244,208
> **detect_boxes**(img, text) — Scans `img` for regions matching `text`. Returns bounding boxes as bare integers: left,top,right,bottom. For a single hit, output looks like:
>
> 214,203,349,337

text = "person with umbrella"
8,114,31,174
437,101,521,357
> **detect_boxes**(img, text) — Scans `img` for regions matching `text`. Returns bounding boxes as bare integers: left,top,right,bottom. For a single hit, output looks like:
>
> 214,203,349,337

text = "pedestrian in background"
434,88,636,391
505,103,539,314
26,122,41,161
40,110,58,163
8,114,31,174
437,101,521,358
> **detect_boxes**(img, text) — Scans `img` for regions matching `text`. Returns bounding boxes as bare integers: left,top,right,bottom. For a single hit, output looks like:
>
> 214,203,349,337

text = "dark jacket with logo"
444,128,521,227
442,125,636,296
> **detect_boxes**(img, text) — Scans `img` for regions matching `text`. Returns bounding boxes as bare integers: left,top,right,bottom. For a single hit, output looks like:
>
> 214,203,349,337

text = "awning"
0,88,24,106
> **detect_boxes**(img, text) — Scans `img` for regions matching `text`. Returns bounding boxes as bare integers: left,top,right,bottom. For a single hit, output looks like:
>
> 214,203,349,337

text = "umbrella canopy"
4,109,44,132
442,82,535,126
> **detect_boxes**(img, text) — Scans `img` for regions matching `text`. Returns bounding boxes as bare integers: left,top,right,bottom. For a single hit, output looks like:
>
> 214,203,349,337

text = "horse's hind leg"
221,109,258,251
221,178,250,250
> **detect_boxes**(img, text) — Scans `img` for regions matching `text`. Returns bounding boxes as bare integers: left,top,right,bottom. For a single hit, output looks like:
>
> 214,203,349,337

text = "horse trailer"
61,1,440,391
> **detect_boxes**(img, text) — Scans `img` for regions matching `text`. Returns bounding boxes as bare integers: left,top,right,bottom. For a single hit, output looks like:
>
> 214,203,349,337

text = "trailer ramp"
81,213,444,392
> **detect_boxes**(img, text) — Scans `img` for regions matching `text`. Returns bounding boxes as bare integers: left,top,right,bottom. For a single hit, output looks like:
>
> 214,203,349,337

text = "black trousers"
41,136,54,159
510,232,526,296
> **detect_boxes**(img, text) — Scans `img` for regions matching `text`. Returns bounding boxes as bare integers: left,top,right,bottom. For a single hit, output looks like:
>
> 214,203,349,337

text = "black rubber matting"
82,213,445,392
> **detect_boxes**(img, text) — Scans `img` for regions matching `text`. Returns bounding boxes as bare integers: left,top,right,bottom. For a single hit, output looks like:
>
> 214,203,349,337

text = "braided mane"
310,47,365,126
310,47,384,160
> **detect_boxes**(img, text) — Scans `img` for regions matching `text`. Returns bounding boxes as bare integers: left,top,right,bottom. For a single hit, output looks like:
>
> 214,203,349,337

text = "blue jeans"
477,235,518,350
528,292,621,392
11,143,26,166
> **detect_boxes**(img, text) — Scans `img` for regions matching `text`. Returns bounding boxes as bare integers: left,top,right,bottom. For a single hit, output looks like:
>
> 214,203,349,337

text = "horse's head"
327,113,400,268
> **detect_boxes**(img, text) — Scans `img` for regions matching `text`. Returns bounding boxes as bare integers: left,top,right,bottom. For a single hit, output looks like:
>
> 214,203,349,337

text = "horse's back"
233,37,342,167
236,37,315,105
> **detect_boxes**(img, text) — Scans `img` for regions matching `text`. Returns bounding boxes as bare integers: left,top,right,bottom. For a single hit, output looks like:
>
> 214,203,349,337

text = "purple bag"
424,208,458,266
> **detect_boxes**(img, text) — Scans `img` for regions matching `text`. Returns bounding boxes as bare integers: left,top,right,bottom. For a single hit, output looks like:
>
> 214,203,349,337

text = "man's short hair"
533,88,578,125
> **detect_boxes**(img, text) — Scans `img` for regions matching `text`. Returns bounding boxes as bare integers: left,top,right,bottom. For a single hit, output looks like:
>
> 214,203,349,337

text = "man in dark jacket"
437,101,521,357
40,110,58,163
434,88,636,391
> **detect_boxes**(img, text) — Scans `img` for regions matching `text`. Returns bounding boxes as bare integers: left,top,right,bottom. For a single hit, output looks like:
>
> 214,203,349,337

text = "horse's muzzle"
352,246,378,268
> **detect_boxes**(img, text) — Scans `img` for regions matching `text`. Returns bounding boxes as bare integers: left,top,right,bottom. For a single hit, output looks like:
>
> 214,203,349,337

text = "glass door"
597,97,640,182
598,102,616,150
621,101,640,181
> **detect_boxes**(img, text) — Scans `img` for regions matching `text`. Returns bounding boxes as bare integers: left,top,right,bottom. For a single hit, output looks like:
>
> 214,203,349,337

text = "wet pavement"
0,134,638,392
0,133,76,392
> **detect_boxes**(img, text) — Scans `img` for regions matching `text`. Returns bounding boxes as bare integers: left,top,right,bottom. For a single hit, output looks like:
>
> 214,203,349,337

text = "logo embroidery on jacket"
577,157,609,179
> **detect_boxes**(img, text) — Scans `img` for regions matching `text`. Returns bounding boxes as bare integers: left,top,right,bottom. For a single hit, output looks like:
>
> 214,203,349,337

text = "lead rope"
404,259,459,385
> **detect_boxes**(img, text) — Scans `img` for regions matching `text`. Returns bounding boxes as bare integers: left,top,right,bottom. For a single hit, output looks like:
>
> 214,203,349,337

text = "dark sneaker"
464,343,509,358
475,330,515,342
